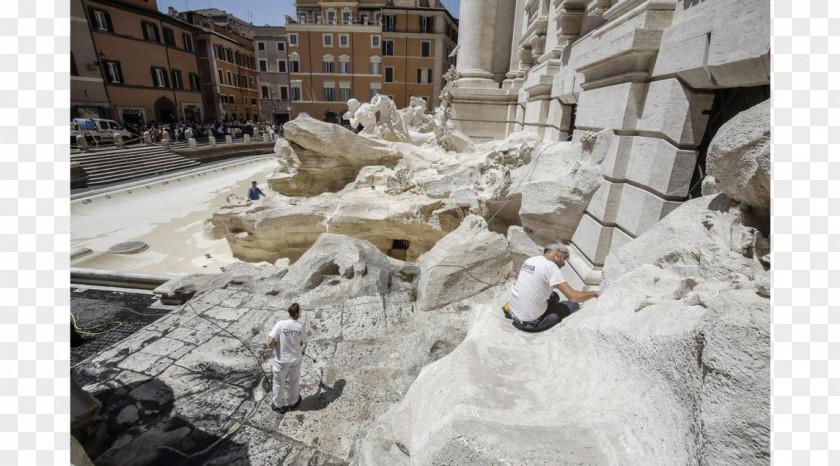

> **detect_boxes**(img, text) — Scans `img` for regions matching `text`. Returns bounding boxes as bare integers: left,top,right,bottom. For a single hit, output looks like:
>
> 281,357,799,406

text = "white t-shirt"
268,319,306,364
508,255,567,322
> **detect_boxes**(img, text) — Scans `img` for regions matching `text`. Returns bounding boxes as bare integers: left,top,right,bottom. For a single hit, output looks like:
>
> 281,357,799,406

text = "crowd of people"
124,119,284,143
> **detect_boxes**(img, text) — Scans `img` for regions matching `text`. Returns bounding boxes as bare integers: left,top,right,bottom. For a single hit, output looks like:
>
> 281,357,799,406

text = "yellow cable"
70,312,123,335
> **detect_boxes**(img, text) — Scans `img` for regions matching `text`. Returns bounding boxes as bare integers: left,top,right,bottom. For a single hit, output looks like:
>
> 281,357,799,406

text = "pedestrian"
503,242,601,332
267,303,307,413
247,181,265,201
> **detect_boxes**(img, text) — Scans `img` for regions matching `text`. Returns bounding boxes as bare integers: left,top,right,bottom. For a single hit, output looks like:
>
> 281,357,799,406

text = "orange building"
286,0,457,123
76,0,205,125
172,8,261,122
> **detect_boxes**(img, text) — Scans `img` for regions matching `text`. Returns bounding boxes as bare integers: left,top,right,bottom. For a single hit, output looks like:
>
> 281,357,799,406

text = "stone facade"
450,0,770,287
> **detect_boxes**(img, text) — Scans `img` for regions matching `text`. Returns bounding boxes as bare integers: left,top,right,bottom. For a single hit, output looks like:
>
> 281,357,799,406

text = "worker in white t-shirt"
503,242,601,332
267,303,307,413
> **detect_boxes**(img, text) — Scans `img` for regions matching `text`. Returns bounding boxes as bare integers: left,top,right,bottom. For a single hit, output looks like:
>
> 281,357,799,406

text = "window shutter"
151,68,158,86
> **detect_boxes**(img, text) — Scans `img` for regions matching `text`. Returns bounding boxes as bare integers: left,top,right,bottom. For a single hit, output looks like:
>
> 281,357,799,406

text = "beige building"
172,8,260,121
73,0,205,125
285,0,457,123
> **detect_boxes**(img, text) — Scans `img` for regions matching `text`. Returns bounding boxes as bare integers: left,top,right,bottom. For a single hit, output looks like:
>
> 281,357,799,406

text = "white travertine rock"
361,196,769,465
274,115,402,196
506,130,609,244
706,99,770,212
415,215,513,311
701,175,721,197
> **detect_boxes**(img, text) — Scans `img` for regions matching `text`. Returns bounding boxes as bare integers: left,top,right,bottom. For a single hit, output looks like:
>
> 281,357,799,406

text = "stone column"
244,134,251,144
208,136,216,147
457,0,515,87
188,138,197,149
225,135,233,145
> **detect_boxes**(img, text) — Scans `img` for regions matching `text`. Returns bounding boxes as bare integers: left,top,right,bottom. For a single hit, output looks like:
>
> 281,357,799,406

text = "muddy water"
71,158,278,275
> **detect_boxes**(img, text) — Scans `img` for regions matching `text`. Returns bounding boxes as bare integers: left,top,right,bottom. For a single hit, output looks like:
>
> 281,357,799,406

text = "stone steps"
71,146,200,186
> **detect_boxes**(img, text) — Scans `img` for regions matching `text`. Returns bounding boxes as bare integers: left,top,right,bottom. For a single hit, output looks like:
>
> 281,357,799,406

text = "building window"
278,60,287,72
360,13,369,25
280,86,288,99
421,41,431,57
339,86,350,102
217,69,223,83
183,33,194,51
226,71,232,85
249,77,255,89
384,15,396,32
383,40,394,56
89,8,112,32
326,9,336,25
70,52,79,76
369,56,381,75
171,69,183,89
261,85,270,98
220,95,227,104
163,27,176,46
291,85,302,101
257,41,265,51
420,16,434,33
141,21,160,42
417,68,432,84
151,67,168,87
104,61,122,83
371,35,380,48
290,57,300,73
374,12,381,26
339,59,350,74
277,41,285,51
323,84,335,102
342,9,352,25
189,72,200,90
259,59,267,72
225,49,233,62
323,34,333,47
298,12,308,23
384,67,394,83
289,34,298,46
251,98,257,105
339,34,349,47
369,86,382,100
213,44,221,59
323,58,334,73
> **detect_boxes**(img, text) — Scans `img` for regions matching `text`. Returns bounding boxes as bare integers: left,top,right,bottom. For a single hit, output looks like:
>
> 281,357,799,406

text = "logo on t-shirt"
521,263,535,273
282,328,301,336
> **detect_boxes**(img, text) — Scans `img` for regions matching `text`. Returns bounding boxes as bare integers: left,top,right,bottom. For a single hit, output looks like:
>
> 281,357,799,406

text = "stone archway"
324,111,338,124
154,97,176,123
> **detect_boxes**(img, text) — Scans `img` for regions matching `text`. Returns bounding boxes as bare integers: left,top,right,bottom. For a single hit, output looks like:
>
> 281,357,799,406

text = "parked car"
72,118,136,144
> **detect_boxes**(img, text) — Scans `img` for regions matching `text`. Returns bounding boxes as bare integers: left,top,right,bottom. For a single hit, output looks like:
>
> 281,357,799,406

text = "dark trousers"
512,293,580,333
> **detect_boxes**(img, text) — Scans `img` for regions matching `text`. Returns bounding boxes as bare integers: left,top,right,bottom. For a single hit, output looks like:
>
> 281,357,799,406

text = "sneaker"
271,403,284,413
502,303,511,319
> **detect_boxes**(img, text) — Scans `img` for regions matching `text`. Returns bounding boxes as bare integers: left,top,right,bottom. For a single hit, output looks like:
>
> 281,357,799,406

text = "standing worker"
267,303,307,413
247,181,266,201
503,242,601,332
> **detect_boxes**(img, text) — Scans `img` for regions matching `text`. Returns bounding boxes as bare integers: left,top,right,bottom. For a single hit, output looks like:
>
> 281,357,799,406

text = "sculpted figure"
344,98,378,136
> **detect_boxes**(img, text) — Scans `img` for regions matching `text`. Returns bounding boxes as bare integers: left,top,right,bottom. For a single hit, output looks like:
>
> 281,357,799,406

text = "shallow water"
71,157,278,276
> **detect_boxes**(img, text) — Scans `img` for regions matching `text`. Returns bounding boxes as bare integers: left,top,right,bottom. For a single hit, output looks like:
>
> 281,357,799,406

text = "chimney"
168,7,177,17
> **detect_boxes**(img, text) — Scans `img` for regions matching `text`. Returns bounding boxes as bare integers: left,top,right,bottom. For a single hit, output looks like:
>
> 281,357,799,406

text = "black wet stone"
108,241,149,254
70,288,164,368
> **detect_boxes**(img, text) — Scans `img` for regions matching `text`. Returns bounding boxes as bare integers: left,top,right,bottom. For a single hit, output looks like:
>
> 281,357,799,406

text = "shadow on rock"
89,378,249,466
298,379,347,412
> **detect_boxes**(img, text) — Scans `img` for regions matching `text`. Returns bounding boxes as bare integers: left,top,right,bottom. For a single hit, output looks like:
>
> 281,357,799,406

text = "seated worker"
503,242,601,332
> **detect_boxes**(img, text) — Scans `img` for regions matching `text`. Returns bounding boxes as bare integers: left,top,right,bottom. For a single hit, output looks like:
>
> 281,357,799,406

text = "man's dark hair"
288,303,300,317
252,180,257,185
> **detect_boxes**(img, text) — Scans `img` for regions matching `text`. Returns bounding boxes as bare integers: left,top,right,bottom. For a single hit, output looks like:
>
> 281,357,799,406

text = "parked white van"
72,118,135,143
